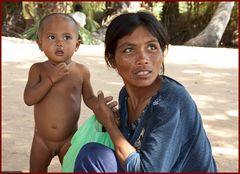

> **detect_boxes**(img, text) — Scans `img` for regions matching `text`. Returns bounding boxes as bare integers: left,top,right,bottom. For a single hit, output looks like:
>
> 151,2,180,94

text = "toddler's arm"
24,63,52,105
81,65,118,113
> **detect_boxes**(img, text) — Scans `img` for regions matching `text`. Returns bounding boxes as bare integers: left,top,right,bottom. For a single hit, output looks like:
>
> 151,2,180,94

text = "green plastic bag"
61,115,114,172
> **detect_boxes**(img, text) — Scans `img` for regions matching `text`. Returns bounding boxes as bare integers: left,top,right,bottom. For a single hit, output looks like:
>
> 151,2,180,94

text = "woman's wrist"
104,116,118,132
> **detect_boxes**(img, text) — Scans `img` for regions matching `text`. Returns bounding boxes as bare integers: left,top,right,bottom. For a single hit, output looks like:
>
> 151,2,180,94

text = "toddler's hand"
48,62,69,83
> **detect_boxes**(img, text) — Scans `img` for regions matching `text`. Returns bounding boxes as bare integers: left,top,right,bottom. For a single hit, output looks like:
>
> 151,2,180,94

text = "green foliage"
79,2,105,18
79,27,97,45
21,21,39,40
152,2,164,20
78,2,105,27
85,17,100,32
20,2,103,43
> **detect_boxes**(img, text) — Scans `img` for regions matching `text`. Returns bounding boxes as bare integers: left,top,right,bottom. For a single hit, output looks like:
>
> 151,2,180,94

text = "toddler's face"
37,15,80,64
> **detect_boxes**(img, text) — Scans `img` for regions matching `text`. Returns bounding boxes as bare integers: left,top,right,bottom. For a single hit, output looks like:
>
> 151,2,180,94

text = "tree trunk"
161,2,179,27
102,2,132,26
184,2,234,47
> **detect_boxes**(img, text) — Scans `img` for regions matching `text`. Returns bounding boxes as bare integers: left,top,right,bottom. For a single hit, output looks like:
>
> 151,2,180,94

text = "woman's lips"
135,70,152,78
136,70,150,76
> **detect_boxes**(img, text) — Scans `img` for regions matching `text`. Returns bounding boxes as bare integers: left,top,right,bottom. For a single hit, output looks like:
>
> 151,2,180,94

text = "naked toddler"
23,13,116,172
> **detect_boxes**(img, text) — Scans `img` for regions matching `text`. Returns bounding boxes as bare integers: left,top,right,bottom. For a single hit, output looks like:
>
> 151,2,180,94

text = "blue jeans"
74,142,123,172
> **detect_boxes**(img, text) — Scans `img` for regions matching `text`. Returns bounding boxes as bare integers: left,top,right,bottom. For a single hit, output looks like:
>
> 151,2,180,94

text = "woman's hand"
94,90,118,128
95,90,136,168
102,93,119,125
103,94,118,113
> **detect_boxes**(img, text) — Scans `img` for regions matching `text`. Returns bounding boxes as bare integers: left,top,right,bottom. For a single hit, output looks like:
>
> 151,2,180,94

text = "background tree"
2,2,24,37
161,2,180,27
184,2,235,47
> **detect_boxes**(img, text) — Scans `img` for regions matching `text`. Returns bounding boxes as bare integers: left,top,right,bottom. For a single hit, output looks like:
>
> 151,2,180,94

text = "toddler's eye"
48,35,55,40
64,35,72,40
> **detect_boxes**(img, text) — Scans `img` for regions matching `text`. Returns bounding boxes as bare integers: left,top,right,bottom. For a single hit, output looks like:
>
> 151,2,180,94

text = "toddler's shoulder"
75,62,89,70
73,62,91,76
29,61,45,72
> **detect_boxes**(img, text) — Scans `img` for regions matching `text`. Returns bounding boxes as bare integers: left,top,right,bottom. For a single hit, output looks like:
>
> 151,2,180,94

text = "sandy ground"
1,36,238,172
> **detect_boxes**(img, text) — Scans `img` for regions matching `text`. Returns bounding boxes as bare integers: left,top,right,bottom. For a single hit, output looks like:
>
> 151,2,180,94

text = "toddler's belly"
34,99,80,141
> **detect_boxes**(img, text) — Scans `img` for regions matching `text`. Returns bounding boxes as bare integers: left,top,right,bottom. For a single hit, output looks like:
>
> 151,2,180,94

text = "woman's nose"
136,50,149,65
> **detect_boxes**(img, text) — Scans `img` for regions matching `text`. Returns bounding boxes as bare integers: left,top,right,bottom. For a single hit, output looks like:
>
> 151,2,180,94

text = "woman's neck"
125,76,162,124
126,76,162,111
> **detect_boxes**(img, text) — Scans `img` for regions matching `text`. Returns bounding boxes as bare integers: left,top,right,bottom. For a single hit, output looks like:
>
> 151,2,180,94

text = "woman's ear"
110,60,117,69
107,53,116,68
163,47,168,57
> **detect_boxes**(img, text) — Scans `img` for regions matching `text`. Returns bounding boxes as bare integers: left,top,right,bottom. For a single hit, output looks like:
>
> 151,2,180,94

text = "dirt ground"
2,36,238,172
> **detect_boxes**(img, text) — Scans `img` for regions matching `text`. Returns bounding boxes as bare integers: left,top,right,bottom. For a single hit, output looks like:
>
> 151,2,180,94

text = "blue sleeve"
124,86,209,172
125,152,140,171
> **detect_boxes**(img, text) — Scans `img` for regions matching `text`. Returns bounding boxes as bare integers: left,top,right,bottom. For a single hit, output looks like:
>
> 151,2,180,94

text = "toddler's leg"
58,138,72,164
30,134,52,172
74,142,123,172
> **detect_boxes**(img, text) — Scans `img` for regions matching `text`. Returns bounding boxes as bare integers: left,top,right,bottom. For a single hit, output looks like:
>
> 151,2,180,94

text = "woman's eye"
64,35,72,40
48,35,55,40
148,44,157,51
123,47,133,54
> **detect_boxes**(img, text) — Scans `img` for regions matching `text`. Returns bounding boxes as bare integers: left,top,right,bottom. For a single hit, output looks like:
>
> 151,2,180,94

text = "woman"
74,11,217,172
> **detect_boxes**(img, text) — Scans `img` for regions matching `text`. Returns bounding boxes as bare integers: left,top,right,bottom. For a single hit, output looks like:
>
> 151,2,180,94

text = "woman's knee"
74,142,122,172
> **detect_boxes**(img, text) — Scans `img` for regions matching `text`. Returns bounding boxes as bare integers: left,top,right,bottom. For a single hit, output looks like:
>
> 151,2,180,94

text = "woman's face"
114,26,164,88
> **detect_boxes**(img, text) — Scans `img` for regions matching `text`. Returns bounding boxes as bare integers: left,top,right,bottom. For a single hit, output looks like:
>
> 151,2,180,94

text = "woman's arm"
94,90,136,168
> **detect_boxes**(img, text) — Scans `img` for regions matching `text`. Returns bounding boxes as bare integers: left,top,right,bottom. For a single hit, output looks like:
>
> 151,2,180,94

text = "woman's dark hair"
104,11,169,73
